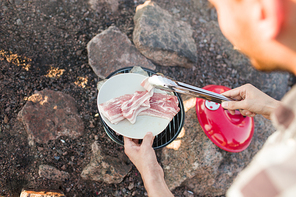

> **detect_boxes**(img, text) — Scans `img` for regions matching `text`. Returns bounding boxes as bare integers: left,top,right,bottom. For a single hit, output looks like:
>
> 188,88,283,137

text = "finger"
239,109,248,116
123,136,137,149
123,136,131,148
123,137,139,157
239,109,256,117
247,112,256,117
142,132,155,147
228,109,236,115
222,93,243,102
222,88,244,100
221,101,246,111
243,110,256,117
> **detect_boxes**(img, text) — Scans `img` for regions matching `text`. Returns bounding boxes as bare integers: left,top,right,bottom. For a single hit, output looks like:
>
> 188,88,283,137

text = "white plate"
97,73,170,139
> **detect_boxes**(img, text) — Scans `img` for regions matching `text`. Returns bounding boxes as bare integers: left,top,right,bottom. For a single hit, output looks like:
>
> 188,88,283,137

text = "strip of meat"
121,90,153,124
139,93,180,120
98,94,133,124
141,77,154,92
99,76,180,125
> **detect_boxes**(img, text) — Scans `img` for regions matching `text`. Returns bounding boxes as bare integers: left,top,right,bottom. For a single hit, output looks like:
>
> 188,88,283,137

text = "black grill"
98,67,185,149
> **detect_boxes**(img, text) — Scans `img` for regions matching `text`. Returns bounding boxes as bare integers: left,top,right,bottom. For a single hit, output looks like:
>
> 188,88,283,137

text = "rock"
18,89,84,145
128,182,134,190
133,1,197,68
129,66,149,77
16,18,23,26
39,165,70,181
87,26,156,79
89,121,95,128
161,95,276,196
97,79,108,92
20,189,65,197
4,115,9,124
89,0,119,13
81,141,132,184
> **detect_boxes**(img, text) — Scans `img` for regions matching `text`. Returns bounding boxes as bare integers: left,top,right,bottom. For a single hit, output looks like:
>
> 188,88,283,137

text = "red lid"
195,85,254,152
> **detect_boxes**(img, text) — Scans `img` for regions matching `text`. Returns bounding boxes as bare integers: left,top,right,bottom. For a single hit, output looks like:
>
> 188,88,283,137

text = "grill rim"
98,66,185,150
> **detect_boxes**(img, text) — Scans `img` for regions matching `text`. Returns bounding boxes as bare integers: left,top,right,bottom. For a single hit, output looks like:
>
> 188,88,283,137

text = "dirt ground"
0,0,293,196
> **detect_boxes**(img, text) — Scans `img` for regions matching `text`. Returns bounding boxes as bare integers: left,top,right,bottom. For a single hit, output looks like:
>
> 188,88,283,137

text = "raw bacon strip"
99,76,180,125
98,94,133,124
139,93,180,120
121,90,153,124
141,77,154,92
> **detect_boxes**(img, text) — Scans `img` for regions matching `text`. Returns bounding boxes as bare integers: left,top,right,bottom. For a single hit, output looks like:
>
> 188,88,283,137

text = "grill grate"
98,67,185,149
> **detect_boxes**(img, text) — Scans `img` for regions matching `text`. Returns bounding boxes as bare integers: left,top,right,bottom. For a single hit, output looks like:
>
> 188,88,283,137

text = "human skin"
124,0,296,196
210,0,296,116
209,0,296,73
123,132,173,197
221,84,280,119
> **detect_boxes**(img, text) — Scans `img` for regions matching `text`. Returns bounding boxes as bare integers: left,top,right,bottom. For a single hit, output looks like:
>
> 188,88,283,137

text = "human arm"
221,83,280,119
124,132,174,197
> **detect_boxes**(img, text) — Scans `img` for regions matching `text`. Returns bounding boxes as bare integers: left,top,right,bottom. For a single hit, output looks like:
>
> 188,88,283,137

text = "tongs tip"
148,74,232,103
148,74,176,92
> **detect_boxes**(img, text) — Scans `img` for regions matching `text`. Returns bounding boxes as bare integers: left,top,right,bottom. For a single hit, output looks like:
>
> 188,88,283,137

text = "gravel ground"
0,0,293,196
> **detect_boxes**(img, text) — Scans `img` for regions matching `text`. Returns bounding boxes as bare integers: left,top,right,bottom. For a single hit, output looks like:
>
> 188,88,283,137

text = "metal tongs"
148,74,233,103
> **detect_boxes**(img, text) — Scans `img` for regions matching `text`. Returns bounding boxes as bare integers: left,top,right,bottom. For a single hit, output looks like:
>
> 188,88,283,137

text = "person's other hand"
124,132,173,197
124,132,162,178
221,84,280,119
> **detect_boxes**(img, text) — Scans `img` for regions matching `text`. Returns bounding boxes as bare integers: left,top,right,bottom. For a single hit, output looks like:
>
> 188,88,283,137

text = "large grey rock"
161,95,276,196
87,26,156,79
18,89,84,145
81,141,132,184
133,1,197,68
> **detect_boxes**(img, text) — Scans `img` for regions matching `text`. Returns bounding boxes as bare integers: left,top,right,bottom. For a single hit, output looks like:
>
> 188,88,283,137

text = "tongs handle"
148,74,233,104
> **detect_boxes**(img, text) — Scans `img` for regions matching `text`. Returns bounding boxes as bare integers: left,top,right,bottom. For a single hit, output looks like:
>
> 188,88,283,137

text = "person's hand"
124,132,161,178
221,84,280,119
124,132,173,197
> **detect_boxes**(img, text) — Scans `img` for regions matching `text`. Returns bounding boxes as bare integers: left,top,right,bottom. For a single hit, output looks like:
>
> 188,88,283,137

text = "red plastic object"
195,85,254,152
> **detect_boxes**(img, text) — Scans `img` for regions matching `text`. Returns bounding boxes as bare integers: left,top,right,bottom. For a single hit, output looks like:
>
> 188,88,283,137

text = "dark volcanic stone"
87,26,156,79
81,141,132,184
18,89,84,145
39,165,70,181
133,1,197,68
89,0,120,13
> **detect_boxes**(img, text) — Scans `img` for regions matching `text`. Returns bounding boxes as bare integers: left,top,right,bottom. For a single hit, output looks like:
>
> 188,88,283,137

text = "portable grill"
98,67,185,149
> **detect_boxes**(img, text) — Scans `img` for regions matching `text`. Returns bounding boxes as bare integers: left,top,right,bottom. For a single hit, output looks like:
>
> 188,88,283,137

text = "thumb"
142,132,155,147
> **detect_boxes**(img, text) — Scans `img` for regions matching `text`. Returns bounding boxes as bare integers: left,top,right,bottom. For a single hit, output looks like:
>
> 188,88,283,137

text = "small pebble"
61,165,66,171
16,19,23,25
188,190,194,194
94,135,99,140
37,147,44,151
4,115,9,124
128,182,134,190
216,55,222,59
89,122,95,128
